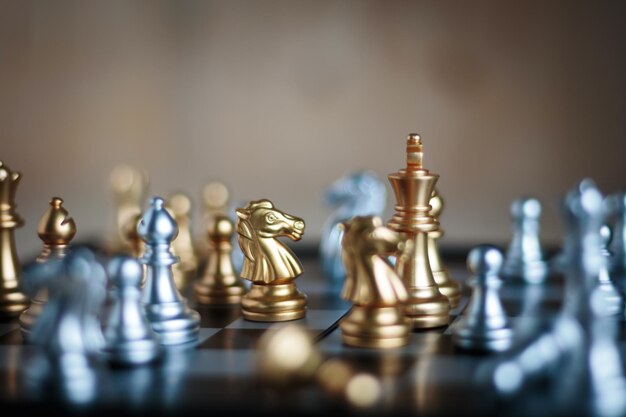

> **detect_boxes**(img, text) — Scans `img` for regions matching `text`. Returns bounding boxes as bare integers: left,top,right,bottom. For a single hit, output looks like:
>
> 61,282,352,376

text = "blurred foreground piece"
104,256,161,365
502,197,548,283
453,245,512,352
387,134,449,329
0,161,29,316
109,164,148,254
20,197,76,340
320,171,386,287
166,192,198,289
597,225,622,316
492,179,626,417
236,199,307,321
257,324,382,408
194,213,246,304
428,189,461,307
139,197,200,346
605,192,626,296
339,216,410,348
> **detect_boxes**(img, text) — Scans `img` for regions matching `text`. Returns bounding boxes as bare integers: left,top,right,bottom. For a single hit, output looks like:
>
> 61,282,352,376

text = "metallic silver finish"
605,192,626,294
596,225,622,316
502,197,548,283
492,180,626,417
138,197,200,346
453,245,512,352
104,256,161,365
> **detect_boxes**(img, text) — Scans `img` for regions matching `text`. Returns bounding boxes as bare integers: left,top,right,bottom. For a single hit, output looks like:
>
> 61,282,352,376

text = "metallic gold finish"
236,199,306,321
109,164,148,254
198,181,231,258
0,161,29,316
428,189,461,308
339,216,410,348
194,213,246,304
166,192,198,289
123,213,143,259
387,134,450,329
20,197,76,338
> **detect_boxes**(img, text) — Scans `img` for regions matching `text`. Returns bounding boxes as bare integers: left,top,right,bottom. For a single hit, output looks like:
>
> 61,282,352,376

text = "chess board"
0,251,583,417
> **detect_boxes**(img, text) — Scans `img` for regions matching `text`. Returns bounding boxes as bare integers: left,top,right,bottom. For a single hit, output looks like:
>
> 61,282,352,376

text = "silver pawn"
605,192,626,294
138,197,200,346
597,225,622,316
502,197,548,283
453,245,513,353
104,256,162,365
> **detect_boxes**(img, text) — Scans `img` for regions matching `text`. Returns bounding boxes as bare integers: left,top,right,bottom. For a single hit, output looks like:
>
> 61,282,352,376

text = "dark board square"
193,305,242,328
199,328,270,350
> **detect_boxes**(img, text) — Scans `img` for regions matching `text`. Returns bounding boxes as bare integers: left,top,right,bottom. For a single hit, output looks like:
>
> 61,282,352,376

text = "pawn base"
242,282,307,322
433,270,461,308
145,302,201,346
0,289,29,318
404,286,450,329
340,306,410,348
453,327,513,353
194,280,246,305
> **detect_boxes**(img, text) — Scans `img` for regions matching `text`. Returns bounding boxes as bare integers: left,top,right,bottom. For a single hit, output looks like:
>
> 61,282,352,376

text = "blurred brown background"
1,0,625,258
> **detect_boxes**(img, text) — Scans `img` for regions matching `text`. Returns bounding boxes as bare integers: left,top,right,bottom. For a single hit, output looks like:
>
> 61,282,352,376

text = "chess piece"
123,213,143,259
166,192,198,289
194,213,246,304
605,192,626,294
502,197,548,283
138,197,200,346
339,216,410,348
0,161,29,317
597,225,622,316
387,134,450,328
320,171,386,287
20,197,76,340
453,245,512,352
236,199,306,321
109,164,149,254
104,256,161,365
428,189,461,308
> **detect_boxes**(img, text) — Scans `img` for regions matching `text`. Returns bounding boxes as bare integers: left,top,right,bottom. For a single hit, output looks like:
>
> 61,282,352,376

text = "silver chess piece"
502,197,548,283
104,256,161,365
596,225,622,317
453,245,512,353
605,192,626,294
138,197,200,346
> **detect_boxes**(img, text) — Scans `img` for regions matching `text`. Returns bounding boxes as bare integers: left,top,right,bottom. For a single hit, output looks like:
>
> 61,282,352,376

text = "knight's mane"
236,216,255,262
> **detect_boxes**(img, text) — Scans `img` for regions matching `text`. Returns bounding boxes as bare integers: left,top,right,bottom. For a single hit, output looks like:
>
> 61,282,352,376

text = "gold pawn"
19,197,76,338
428,190,461,308
387,134,450,329
0,161,29,317
194,213,246,304
198,181,231,258
166,193,198,290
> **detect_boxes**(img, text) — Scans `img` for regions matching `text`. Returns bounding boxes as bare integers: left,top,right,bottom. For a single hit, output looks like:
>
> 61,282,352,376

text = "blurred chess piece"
428,189,461,308
597,225,622,316
339,216,410,348
104,256,161,366
0,161,29,317
605,192,626,295
20,197,76,340
109,164,149,254
236,199,306,321
201,180,244,273
320,171,386,288
502,197,548,283
257,324,383,409
387,134,450,329
194,213,246,304
453,245,512,352
166,192,198,290
138,197,200,346
123,213,143,259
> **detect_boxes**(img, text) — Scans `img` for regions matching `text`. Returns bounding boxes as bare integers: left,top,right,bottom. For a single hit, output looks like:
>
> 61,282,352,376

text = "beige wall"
1,0,625,258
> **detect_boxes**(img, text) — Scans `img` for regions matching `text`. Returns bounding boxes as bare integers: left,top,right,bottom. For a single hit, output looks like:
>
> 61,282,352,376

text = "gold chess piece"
19,197,76,339
236,199,306,321
198,181,231,258
123,213,143,259
109,164,149,254
166,192,198,289
428,189,461,308
0,161,29,317
339,216,410,348
387,134,450,329
194,213,246,304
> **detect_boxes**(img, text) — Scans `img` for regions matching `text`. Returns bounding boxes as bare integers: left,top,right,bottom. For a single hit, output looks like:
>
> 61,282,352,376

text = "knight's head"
236,199,305,241
324,171,386,208
340,216,404,257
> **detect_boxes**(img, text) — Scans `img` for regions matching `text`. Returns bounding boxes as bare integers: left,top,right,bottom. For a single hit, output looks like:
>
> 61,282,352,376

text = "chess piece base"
194,281,246,305
340,306,410,348
146,303,201,346
404,286,450,329
106,339,162,366
0,290,28,317
242,283,307,322
433,270,461,308
19,293,46,340
453,327,513,353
